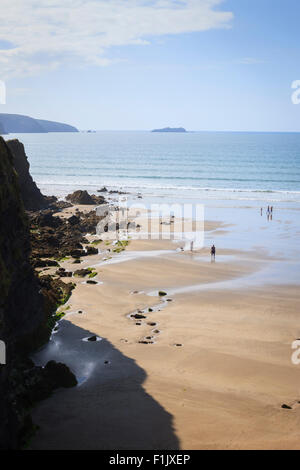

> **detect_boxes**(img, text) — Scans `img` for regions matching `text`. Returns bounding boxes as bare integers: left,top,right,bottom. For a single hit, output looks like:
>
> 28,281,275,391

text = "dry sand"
30,207,300,450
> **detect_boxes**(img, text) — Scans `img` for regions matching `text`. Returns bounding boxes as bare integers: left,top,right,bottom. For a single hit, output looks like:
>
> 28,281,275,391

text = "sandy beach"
30,203,300,450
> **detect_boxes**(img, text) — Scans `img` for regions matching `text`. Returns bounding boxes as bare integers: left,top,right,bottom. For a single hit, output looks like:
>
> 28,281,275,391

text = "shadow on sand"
30,319,180,450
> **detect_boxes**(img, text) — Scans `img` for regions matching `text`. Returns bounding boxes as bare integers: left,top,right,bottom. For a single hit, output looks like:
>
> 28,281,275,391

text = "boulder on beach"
74,268,92,278
66,190,106,205
44,360,77,388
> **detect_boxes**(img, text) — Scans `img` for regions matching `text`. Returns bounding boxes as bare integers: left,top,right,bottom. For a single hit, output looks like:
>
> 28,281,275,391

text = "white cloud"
0,0,233,78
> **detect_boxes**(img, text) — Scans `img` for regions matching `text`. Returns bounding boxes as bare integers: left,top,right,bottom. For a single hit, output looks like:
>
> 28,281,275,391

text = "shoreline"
29,198,300,449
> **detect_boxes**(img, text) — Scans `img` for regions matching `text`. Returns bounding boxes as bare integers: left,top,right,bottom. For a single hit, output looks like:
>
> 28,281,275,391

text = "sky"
0,0,300,132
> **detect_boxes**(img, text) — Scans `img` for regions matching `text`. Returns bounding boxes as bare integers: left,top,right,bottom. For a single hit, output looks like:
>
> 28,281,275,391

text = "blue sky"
0,0,300,131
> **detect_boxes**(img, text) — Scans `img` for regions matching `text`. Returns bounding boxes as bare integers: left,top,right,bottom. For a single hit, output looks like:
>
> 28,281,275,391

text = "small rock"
159,291,167,296
131,313,146,319
68,215,80,226
87,335,97,342
281,404,292,409
86,246,98,255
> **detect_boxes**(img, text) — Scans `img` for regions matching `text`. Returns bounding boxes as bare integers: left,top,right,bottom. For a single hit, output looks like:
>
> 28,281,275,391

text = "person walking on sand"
261,208,263,216
190,240,194,252
211,244,216,261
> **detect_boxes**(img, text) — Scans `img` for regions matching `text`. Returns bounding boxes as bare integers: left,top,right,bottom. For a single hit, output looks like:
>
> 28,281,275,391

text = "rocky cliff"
0,136,49,448
6,139,48,211
0,137,76,449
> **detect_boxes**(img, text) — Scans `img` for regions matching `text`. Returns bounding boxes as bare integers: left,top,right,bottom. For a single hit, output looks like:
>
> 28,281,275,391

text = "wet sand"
30,206,300,450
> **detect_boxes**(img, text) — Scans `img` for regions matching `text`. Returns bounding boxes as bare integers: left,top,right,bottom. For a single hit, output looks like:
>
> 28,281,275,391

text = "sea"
4,130,300,205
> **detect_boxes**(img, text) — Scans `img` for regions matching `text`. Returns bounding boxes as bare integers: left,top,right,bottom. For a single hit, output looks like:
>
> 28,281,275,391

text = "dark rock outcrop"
29,209,103,261
66,190,105,205
43,360,77,388
8,359,77,420
6,139,48,211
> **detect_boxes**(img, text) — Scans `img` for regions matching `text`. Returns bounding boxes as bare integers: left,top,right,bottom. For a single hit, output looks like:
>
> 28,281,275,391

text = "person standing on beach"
211,244,216,261
261,208,263,216
190,240,194,252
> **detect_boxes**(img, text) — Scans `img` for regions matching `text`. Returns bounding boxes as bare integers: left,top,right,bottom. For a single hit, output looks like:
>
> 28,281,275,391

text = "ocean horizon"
5,130,300,204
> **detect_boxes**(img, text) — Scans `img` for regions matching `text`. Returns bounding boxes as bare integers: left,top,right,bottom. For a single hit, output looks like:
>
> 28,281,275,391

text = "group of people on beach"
261,206,274,220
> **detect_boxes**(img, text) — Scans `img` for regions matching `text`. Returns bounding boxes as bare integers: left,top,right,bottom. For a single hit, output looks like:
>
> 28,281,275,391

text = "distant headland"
151,127,187,133
0,113,78,134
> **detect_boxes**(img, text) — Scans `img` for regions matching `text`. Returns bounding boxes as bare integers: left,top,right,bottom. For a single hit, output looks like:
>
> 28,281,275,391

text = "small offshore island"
151,127,187,133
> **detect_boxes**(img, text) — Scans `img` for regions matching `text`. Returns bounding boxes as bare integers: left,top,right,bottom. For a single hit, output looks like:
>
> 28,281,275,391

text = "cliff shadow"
30,319,180,450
